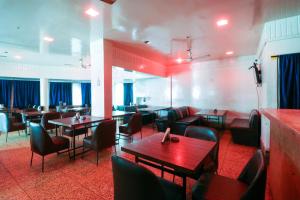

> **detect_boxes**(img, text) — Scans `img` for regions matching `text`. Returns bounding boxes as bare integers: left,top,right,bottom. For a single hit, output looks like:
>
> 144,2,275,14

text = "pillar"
40,78,49,111
90,1,112,118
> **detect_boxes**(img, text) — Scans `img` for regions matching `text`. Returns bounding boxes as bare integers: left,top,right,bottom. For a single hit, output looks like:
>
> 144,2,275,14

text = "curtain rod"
0,77,39,81
271,52,300,58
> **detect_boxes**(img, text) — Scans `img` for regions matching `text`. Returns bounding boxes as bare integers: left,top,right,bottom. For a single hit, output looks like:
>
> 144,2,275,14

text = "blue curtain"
49,82,72,106
123,83,133,106
279,53,300,109
0,80,13,108
81,83,91,106
13,80,40,109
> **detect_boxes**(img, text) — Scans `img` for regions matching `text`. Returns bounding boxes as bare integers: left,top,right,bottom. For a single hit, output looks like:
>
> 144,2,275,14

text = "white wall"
0,61,91,80
257,15,300,151
72,83,82,106
135,77,171,106
170,55,258,113
258,15,300,108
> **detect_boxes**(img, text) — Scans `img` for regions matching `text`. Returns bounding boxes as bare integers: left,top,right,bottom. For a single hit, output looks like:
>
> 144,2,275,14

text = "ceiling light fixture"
43,36,54,42
176,58,183,64
226,51,234,55
14,55,22,60
217,19,228,27
85,8,99,17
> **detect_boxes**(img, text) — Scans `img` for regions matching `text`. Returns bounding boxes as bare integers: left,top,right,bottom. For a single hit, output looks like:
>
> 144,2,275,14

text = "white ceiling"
0,0,300,67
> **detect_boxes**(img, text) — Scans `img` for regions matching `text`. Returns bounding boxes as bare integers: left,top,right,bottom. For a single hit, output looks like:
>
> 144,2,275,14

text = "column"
40,78,49,111
90,2,112,118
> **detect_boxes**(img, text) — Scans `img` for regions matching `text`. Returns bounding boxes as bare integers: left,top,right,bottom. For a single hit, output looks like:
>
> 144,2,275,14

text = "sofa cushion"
249,110,259,129
179,107,189,118
175,109,183,119
176,116,199,124
230,119,249,129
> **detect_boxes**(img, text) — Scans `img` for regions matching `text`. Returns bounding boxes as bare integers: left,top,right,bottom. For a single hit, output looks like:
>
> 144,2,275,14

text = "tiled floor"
0,126,271,200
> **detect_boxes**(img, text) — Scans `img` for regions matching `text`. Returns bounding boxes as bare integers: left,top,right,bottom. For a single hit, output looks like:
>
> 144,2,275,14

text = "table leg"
55,125,58,136
73,127,76,160
182,175,187,200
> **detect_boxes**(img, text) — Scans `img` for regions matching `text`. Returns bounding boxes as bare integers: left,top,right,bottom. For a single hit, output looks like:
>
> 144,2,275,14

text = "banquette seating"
168,106,202,135
230,109,261,147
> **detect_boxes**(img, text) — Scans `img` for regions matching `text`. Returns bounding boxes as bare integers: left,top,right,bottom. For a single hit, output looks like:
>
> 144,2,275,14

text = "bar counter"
263,109,300,200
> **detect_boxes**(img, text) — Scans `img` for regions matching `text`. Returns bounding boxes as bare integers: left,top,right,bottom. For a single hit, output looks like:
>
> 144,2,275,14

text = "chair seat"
230,119,249,129
63,126,87,137
83,135,92,146
119,123,128,134
159,178,184,200
13,122,26,130
51,136,70,151
192,174,248,200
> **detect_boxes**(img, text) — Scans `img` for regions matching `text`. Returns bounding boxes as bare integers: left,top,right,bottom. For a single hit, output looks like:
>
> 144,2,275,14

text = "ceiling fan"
80,58,91,69
99,0,116,5
172,36,210,63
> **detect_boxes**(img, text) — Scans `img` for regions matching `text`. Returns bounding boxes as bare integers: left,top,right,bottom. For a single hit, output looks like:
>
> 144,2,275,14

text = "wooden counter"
263,109,300,200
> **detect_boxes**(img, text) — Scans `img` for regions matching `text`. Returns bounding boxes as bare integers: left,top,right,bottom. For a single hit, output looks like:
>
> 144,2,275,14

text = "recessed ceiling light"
217,19,228,27
176,58,183,64
43,36,54,42
139,65,145,69
85,8,99,17
226,51,234,55
14,55,22,60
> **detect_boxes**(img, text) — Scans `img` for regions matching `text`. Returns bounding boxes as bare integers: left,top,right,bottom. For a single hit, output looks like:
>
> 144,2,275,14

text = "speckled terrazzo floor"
0,126,271,200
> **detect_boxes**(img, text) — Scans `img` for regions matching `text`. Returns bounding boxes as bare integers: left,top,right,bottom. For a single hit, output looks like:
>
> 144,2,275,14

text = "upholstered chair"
118,113,142,142
30,123,70,172
83,120,116,165
111,155,184,200
192,150,266,200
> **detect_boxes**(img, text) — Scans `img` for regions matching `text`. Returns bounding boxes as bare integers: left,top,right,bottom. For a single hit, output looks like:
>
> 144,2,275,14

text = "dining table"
48,115,107,159
121,133,216,199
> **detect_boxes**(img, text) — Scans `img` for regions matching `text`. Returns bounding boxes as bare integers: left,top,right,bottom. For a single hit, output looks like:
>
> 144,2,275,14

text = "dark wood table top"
121,133,216,175
112,111,135,117
138,106,171,112
22,111,48,117
48,115,107,128
195,109,227,117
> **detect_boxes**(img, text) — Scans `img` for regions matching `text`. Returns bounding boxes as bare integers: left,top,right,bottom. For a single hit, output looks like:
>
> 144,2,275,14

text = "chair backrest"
238,150,266,200
128,113,142,135
184,126,219,169
30,123,54,156
41,112,61,130
0,112,9,132
249,109,260,130
61,111,76,118
111,155,166,200
91,120,116,150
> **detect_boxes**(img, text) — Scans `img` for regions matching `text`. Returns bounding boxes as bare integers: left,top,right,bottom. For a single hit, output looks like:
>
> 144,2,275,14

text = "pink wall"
110,41,168,77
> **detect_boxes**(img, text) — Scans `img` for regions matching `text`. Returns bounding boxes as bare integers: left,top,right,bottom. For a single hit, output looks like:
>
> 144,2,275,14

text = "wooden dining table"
48,115,107,159
121,133,216,199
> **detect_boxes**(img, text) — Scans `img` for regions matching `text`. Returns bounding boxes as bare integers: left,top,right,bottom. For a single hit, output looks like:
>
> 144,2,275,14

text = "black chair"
111,155,184,200
184,126,219,177
192,150,267,200
40,112,61,132
119,113,142,142
83,120,116,165
0,112,26,142
30,123,70,172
